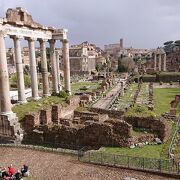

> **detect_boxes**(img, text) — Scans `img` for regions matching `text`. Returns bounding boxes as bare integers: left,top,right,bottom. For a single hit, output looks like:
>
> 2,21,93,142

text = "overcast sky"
0,0,180,49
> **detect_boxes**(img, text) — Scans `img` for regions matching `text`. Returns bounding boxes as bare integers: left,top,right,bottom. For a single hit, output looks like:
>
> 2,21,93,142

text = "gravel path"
93,82,122,109
0,147,177,180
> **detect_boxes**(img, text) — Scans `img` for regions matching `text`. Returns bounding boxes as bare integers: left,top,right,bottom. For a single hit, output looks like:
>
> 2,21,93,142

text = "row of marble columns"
154,53,166,71
0,31,71,115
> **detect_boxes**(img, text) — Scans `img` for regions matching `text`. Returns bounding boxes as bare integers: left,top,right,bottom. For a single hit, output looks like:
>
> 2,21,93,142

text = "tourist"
21,164,29,177
0,166,2,178
8,164,15,177
14,170,22,180
1,167,9,179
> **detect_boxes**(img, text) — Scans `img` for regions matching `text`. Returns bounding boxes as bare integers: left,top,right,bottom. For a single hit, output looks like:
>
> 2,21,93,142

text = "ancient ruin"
153,48,167,71
0,7,71,141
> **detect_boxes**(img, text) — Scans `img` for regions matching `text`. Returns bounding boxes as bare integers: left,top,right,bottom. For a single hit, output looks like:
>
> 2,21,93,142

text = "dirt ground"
0,147,178,180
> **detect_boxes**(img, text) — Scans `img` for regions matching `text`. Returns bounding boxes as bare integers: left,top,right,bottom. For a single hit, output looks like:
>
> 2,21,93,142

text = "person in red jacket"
8,164,15,177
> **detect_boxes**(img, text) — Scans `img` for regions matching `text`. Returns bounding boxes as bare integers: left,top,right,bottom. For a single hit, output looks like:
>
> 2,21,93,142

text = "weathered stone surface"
124,116,171,142
6,7,43,28
23,119,133,148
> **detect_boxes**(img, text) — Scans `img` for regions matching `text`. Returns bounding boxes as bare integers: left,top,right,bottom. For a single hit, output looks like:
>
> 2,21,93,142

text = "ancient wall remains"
124,116,171,142
89,108,124,119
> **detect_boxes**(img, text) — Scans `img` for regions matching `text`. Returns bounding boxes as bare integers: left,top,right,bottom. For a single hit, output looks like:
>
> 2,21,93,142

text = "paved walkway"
93,82,122,109
0,147,176,180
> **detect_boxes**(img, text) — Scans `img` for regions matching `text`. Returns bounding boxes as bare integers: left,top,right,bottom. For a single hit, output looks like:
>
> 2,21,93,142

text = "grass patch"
125,104,156,118
71,81,100,94
12,96,66,122
154,88,180,116
131,128,154,137
100,122,176,159
101,145,164,159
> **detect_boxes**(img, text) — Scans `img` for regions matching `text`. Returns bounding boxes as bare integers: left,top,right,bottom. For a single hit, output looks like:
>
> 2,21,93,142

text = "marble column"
158,54,162,71
62,39,71,95
154,53,157,71
12,36,27,103
0,31,12,114
49,40,59,94
163,53,167,71
56,51,61,91
39,39,50,97
27,38,40,100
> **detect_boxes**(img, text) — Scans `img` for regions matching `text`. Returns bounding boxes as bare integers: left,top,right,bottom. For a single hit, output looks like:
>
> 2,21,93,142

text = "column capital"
38,38,48,44
49,39,56,45
25,37,37,42
10,35,23,40
61,39,69,43
55,51,60,55
0,30,7,38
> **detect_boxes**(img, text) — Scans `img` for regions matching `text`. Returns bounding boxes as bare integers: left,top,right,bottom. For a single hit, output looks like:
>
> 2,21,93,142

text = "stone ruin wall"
170,95,180,116
0,116,15,138
23,110,133,148
6,7,43,28
22,102,165,148
22,102,135,148
23,96,80,131
124,116,171,142
89,107,124,119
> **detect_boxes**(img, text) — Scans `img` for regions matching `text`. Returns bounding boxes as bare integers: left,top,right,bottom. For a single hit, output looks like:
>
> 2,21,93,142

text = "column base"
52,91,60,94
18,100,27,104
0,111,14,116
0,113,23,144
32,96,41,101
43,93,51,97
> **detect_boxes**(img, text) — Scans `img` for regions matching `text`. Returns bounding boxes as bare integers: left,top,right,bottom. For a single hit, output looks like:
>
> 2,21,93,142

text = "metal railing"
168,116,180,159
78,151,180,176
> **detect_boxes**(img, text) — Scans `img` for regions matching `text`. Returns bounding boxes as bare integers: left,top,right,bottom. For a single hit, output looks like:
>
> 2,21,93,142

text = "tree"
164,41,174,46
118,58,127,72
118,57,135,72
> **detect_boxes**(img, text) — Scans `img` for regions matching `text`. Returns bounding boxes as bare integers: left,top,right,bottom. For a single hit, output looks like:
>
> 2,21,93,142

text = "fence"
78,151,180,176
169,116,180,158
0,142,81,156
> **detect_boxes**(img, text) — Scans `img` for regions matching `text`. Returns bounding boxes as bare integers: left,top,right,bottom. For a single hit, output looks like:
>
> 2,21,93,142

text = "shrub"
10,74,31,88
65,96,70,104
24,74,31,88
58,91,69,98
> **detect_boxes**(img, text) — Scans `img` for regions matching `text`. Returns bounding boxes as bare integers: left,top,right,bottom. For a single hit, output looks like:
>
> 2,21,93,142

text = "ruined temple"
0,7,71,142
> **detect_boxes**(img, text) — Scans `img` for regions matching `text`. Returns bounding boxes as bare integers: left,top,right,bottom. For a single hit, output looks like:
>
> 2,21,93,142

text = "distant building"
104,39,152,71
6,47,42,74
69,41,100,75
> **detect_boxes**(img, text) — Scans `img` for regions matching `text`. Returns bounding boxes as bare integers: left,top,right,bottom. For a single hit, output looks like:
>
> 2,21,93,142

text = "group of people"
0,164,29,180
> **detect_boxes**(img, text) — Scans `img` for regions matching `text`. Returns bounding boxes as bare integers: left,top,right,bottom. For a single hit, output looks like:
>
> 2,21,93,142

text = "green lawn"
100,145,165,159
99,122,176,159
71,81,100,94
12,96,66,121
154,88,180,116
